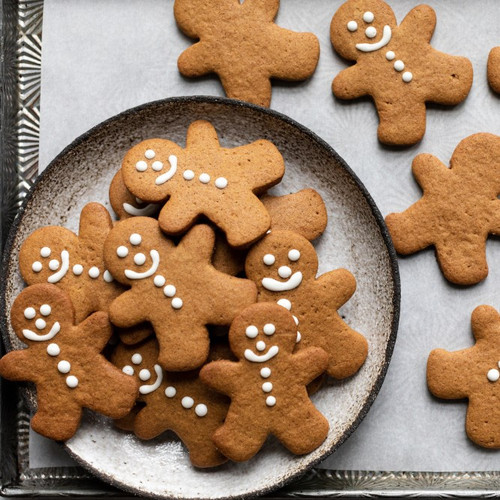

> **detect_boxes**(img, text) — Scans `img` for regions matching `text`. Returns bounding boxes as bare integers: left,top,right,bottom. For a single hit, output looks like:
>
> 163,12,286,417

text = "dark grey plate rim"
0,95,400,500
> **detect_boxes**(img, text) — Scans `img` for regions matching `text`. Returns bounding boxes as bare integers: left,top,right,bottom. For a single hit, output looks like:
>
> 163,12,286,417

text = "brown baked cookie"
121,120,285,248
245,230,368,379
103,217,257,371
112,338,229,467
331,0,473,145
174,0,320,107
200,302,329,461
0,284,138,441
488,47,500,94
385,133,500,285
427,305,500,448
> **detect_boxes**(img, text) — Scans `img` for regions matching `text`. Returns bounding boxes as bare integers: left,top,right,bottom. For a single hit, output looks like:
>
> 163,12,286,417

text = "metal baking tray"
2,0,500,497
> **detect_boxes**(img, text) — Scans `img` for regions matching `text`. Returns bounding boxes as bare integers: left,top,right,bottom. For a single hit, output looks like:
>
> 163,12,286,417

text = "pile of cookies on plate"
0,119,368,467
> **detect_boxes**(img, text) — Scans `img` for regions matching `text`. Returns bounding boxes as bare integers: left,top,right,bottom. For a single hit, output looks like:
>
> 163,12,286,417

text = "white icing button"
40,247,51,258
47,343,60,356
363,11,374,22
296,331,302,342
260,367,271,378
266,396,276,407
131,353,142,365
263,323,276,335
35,318,46,330
385,50,395,61
122,365,134,376
246,325,259,339
365,26,377,38
171,297,183,309
134,253,146,266
182,396,194,409
24,307,36,320
154,275,166,287
165,386,177,398
215,177,228,189
117,246,129,258
145,149,155,159
135,160,148,172
278,266,292,279
152,161,163,171
88,266,100,279
288,249,300,261
487,368,500,382
195,404,208,417
402,71,413,83
49,259,60,271
263,254,275,266
199,173,210,184
183,170,195,180
57,360,71,374
163,285,176,297
130,233,142,246
72,264,83,275
103,270,114,282
277,298,292,310
293,315,299,325
256,341,266,352
32,261,42,272
394,60,405,72
40,304,51,316
66,375,79,388
139,369,151,381
347,20,358,32
262,382,273,393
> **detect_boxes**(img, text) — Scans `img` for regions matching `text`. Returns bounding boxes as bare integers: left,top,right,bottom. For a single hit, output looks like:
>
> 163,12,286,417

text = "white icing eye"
260,367,271,378
363,11,374,22
165,386,176,398
122,365,134,376
66,375,79,388
131,353,142,365
296,331,302,342
256,340,266,352
103,270,114,282
182,396,194,409
129,233,142,246
135,161,148,172
40,304,51,316
288,249,300,261
152,161,163,171
183,170,195,180
278,266,292,279
139,369,151,381
199,173,210,184
277,298,292,310
171,297,183,309
154,275,166,287
163,285,176,297
88,266,100,279
385,51,395,61
263,323,275,336
246,325,259,339
394,60,404,71
117,246,129,258
215,177,228,189
266,395,276,407
365,26,377,38
40,247,51,258
145,149,155,159
32,261,42,272
195,404,208,417
24,307,36,319
57,360,71,373
262,382,273,393
134,253,146,266
72,264,83,275
263,254,275,266
347,20,358,32
35,318,46,330
49,259,60,271
47,343,60,356
402,71,413,83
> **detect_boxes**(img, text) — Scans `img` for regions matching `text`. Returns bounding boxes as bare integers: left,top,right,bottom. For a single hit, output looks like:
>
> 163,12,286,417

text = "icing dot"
402,71,413,83
134,253,146,266
266,396,276,407
263,254,275,266
183,170,195,180
215,177,228,189
131,353,142,365
40,247,51,258
277,298,292,310
66,375,79,388
488,369,500,382
32,261,42,272
103,270,114,282
117,246,129,258
47,343,60,356
135,197,143,204
263,323,275,335
296,331,302,342
256,340,266,352
40,304,51,316
154,275,166,287
57,360,71,374
347,20,358,32
262,382,273,393
171,297,183,309
394,60,405,72
130,233,142,246
260,367,271,378
152,161,163,171
135,160,147,172
35,318,46,330
293,315,299,325
288,249,300,261
386,50,395,61
24,307,36,320
365,26,377,38
139,369,151,381
498,361,500,369
88,266,100,279
199,173,210,184
145,149,155,159
363,11,374,22
195,404,208,417
122,365,134,376
278,266,292,279
182,396,194,409
73,264,83,275
49,259,60,271
163,285,176,297
165,386,176,398
246,325,259,339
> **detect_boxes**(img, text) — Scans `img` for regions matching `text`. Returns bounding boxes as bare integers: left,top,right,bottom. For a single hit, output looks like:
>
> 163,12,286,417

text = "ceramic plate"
1,97,399,499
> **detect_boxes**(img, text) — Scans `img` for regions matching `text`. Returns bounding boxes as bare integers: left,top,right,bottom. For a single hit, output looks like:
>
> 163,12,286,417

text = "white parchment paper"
35,0,500,471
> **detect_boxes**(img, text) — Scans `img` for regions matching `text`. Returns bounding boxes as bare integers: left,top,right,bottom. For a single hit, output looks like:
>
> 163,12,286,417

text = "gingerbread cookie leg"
220,70,273,107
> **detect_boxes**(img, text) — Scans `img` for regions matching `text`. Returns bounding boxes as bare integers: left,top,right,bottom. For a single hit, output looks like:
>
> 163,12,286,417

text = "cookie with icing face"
330,0,473,145
121,120,285,248
488,47,500,94
0,284,139,441
200,302,329,461
385,133,500,285
245,230,368,379
112,338,229,467
103,217,257,371
174,0,319,107
427,305,500,448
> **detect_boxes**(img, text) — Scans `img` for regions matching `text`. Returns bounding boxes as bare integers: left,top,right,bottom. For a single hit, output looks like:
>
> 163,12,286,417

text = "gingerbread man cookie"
0,284,138,441
200,302,329,461
385,133,500,285
174,0,320,107
121,120,285,248
427,305,500,448
103,217,257,371
112,338,229,467
331,0,473,145
245,230,368,379
488,47,500,94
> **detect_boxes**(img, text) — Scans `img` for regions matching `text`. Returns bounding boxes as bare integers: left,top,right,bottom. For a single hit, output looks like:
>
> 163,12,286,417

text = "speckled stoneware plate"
1,97,399,499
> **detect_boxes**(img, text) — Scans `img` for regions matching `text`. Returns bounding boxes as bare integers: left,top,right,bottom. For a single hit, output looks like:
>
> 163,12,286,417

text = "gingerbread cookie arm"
78,203,113,248
77,312,112,352
399,4,436,42
200,360,241,396
488,47,500,93
427,348,471,399
242,0,279,20
109,290,149,328
332,65,368,100
178,42,215,78
158,195,201,235
292,347,329,386
412,153,450,191
317,268,356,310
0,350,39,381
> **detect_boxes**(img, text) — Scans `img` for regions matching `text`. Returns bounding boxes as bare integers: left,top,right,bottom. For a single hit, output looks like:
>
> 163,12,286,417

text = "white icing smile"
47,250,70,283
23,322,61,342
122,202,158,217
139,364,163,394
124,250,160,279
155,155,178,185
356,25,392,52
262,271,303,292
244,345,279,363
